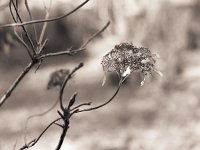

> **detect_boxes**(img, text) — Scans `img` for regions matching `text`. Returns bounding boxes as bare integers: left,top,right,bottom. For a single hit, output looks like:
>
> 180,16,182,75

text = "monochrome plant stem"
76,79,122,113
0,20,110,108
1,0,90,28
0,1,127,150
0,61,35,107
55,120,69,150
20,118,61,150
10,0,36,55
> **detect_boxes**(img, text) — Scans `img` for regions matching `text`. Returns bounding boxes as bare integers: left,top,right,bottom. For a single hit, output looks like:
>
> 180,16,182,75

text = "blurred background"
1,0,200,149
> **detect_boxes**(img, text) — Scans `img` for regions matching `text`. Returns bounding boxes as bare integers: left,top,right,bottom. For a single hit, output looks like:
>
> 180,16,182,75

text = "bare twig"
70,102,91,111
9,1,17,23
24,0,38,44
0,61,35,107
55,120,69,150
0,20,109,107
1,0,90,28
54,66,123,150
54,123,63,128
20,118,61,150
59,63,83,111
37,1,52,48
81,21,110,48
14,29,33,59
34,39,49,72
53,64,84,150
10,0,36,55
37,11,49,48
21,64,123,149
76,79,123,113
24,97,59,144
39,21,110,59
38,39,48,54
38,48,85,59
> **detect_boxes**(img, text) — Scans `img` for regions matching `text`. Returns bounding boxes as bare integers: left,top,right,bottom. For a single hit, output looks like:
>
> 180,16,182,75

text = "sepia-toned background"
1,0,200,149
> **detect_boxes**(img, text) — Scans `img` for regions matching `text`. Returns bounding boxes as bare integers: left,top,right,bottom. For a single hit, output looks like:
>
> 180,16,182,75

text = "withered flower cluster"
102,43,162,86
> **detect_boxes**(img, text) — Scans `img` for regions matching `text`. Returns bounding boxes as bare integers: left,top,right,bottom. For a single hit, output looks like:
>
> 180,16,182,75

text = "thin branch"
0,2,109,109
76,80,123,113
0,20,109,108
37,0,52,48
24,0,32,21
34,39,49,72
80,21,110,48
37,12,49,48
24,98,59,144
38,21,110,59
54,123,63,128
0,61,35,107
47,64,121,150
10,0,36,55
14,28,33,59
55,121,69,150
1,0,90,28
59,63,83,111
38,48,85,59
24,0,38,44
10,0,32,59
20,118,61,150
9,1,17,23
70,102,91,111
38,39,48,54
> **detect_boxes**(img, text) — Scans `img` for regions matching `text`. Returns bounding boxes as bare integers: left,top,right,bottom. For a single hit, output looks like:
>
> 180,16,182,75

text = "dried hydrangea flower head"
101,43,162,86
47,69,70,89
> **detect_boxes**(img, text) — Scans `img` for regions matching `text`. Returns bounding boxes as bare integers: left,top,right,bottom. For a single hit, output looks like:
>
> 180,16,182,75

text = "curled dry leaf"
101,43,162,86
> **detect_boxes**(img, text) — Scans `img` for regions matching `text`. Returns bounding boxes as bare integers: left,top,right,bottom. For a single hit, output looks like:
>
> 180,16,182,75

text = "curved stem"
77,79,123,113
59,63,83,111
20,118,61,150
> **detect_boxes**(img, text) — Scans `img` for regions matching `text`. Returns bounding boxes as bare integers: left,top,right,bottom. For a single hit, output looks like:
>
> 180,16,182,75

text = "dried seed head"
47,69,70,89
101,43,161,86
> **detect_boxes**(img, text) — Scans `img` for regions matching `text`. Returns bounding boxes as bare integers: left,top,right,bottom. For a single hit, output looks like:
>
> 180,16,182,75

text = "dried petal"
102,72,107,86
